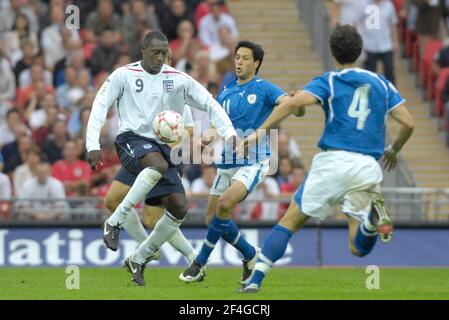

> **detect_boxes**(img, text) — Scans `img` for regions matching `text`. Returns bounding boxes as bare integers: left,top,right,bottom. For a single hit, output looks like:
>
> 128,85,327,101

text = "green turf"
0,267,448,300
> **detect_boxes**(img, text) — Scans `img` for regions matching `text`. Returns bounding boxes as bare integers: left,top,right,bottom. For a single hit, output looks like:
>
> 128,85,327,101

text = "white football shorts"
294,150,383,222
210,158,270,196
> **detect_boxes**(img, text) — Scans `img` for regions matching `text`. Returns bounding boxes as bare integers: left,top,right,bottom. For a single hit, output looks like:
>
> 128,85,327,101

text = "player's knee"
217,197,234,215
147,162,168,175
167,200,188,220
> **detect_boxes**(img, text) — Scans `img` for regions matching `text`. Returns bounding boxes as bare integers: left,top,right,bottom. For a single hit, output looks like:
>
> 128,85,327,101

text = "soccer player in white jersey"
102,52,198,266
179,40,294,284
86,31,237,286
237,25,415,293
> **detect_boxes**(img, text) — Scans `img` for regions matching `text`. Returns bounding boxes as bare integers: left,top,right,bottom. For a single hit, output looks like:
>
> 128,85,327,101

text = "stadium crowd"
0,0,305,221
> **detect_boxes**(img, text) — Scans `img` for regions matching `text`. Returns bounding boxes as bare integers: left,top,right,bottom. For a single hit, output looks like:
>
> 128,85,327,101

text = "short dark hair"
142,31,168,48
329,25,362,65
235,40,264,74
7,108,21,119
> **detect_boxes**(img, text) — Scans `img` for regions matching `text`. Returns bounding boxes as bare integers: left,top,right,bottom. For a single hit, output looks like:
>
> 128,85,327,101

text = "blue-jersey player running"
179,40,293,284
237,25,415,293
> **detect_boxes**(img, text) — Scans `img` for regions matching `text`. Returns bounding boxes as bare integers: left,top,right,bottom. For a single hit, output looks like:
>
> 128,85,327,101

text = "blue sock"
354,223,377,257
249,224,293,287
222,220,256,261
195,215,229,265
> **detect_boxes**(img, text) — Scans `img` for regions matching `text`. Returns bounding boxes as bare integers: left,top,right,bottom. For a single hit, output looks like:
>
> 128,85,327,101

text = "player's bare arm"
236,91,316,157
383,103,415,171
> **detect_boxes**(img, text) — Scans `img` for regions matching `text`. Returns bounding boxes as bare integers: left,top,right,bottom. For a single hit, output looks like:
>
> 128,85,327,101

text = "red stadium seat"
420,39,443,88
405,29,416,58
434,67,449,117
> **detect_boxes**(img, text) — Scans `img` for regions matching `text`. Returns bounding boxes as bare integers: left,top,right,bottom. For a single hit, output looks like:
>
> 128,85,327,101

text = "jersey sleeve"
303,74,331,104
182,105,194,127
184,76,236,140
263,81,287,107
386,80,406,112
85,68,125,152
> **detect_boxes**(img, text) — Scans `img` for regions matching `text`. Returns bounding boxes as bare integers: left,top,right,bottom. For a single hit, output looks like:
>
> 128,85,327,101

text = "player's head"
234,40,264,82
329,24,362,66
141,31,169,74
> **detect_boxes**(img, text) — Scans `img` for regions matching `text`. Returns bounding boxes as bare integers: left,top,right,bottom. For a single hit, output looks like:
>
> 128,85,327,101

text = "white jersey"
183,105,194,127
86,62,236,152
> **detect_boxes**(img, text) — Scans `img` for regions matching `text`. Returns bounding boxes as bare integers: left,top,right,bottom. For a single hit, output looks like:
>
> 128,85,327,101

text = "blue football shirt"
303,68,406,160
216,76,286,168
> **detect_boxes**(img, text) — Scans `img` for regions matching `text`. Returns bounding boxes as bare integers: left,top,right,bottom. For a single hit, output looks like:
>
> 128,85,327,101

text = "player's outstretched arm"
383,103,415,171
236,91,316,157
85,70,123,169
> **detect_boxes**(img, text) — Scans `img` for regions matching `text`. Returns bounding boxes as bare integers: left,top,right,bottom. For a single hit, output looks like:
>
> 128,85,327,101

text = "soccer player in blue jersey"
179,40,293,284
237,25,415,293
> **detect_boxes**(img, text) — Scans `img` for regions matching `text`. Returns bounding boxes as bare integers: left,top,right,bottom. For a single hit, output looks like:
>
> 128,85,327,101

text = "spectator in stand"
24,92,56,130
56,66,78,110
431,37,449,76
17,161,67,220
13,144,42,196
169,19,205,70
0,0,39,34
16,78,54,111
158,0,195,42
330,0,364,27
71,106,91,141
213,25,237,78
242,177,280,221
52,140,92,197
189,50,217,87
13,39,35,88
2,12,39,67
275,156,293,186
413,0,442,40
42,118,69,164
32,107,62,148
198,1,239,54
0,109,23,147
40,5,80,71
18,59,53,89
278,164,306,218
1,128,32,174
277,129,302,160
358,0,399,84
194,0,228,28
191,165,217,195
86,0,122,37
0,154,12,200
89,27,122,76
123,0,160,61
52,38,83,88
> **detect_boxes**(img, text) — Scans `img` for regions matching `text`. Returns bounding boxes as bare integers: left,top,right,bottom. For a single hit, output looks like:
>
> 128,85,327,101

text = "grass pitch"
0,267,448,300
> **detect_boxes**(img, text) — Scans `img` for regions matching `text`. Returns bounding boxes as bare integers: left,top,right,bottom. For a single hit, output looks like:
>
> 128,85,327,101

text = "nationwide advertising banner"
1,228,448,267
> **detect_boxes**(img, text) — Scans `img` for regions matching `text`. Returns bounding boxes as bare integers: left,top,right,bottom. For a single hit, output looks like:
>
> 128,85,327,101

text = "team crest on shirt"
163,80,174,93
247,94,257,104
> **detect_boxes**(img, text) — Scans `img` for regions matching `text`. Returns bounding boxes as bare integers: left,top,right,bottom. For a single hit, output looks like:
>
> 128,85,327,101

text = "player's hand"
236,134,255,158
87,150,103,170
383,146,398,172
201,134,215,147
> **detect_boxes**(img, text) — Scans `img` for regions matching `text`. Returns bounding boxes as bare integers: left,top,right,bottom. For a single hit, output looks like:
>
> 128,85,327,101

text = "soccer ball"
152,110,185,143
